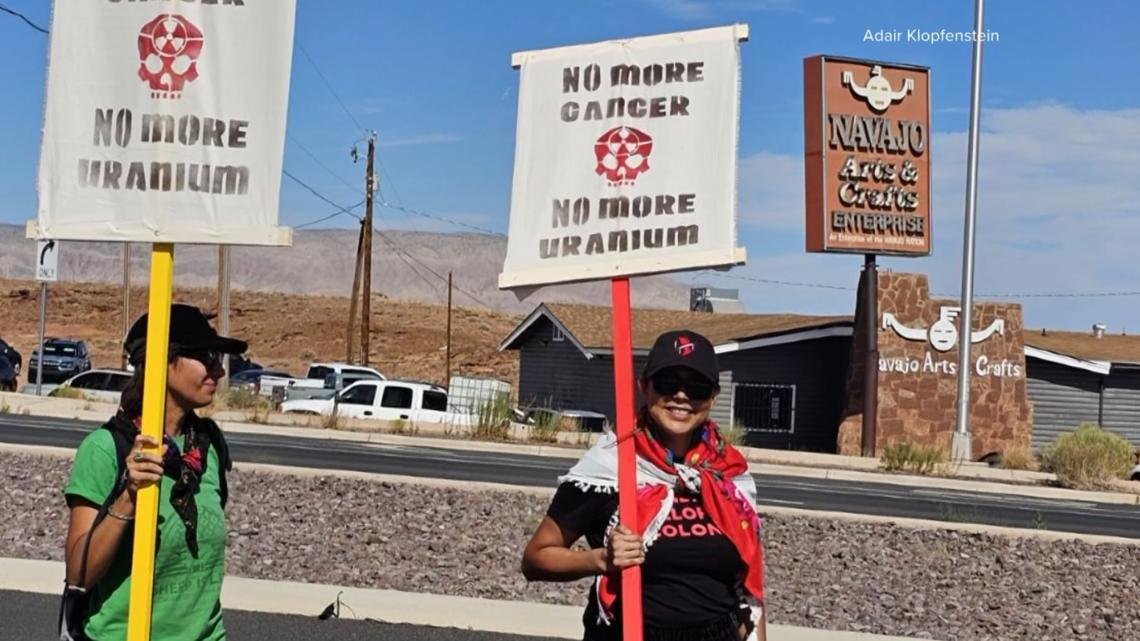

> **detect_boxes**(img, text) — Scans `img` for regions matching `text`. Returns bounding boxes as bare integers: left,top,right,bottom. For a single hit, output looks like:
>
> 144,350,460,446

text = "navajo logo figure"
841,65,915,113
883,306,1005,353
138,14,205,99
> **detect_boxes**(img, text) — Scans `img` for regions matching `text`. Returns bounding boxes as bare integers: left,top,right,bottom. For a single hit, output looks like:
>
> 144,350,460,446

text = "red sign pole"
610,276,643,641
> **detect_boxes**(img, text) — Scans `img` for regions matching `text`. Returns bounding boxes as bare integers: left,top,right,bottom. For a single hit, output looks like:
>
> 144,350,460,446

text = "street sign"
36,239,58,282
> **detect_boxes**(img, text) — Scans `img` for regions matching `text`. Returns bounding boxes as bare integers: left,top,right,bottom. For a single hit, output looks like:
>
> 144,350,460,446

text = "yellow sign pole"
126,243,175,641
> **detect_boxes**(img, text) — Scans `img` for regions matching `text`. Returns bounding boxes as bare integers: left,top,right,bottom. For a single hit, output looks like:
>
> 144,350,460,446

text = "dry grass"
321,410,342,431
1000,446,1039,471
48,387,88,401
1040,423,1133,490
881,442,945,475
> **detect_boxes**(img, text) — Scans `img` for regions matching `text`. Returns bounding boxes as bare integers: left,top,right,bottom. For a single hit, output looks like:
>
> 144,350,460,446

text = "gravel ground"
3,451,1138,641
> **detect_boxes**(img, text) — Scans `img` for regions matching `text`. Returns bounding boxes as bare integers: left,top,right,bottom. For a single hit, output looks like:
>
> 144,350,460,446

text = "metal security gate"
731,383,796,448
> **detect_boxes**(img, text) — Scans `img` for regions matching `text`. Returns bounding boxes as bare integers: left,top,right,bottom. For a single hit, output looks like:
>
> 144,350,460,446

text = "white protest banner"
33,1,297,246
499,25,748,289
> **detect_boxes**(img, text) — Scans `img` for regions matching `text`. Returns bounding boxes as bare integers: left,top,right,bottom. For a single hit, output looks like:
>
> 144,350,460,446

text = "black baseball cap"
125,304,247,366
642,329,719,385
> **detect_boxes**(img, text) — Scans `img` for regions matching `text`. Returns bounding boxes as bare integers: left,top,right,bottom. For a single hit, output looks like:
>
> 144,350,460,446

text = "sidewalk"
4,391,1138,507
1,557,939,641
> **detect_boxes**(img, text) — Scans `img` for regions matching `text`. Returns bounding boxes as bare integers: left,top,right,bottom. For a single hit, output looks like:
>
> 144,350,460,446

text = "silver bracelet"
107,507,135,522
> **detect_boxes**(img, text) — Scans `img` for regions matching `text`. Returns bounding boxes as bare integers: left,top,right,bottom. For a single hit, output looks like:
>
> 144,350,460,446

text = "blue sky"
2,1,1138,331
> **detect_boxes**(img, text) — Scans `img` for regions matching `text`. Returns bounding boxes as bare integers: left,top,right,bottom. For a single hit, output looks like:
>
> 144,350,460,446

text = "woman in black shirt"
522,330,767,641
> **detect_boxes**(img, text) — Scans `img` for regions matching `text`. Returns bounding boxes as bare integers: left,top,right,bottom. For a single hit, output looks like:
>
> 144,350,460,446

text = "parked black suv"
0,338,21,375
28,339,92,384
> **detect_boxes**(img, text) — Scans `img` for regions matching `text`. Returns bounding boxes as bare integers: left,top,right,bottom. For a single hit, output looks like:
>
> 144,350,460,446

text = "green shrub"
529,410,563,443
389,417,413,435
472,392,513,441
49,387,88,400
881,442,945,475
224,387,267,410
719,420,748,447
1041,423,1133,490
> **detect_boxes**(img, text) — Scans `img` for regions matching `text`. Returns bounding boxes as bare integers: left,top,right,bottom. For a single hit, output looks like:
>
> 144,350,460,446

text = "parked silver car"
27,339,92,384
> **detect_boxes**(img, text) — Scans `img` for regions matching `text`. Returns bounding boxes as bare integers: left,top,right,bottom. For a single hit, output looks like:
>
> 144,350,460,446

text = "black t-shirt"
547,482,744,633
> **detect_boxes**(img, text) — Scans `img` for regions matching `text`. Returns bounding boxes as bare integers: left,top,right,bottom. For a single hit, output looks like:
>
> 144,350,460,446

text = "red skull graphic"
137,14,204,99
594,126,653,185
674,335,695,357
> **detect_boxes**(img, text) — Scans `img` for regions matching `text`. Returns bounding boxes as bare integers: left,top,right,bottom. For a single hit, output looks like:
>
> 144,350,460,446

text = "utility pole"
217,245,231,390
360,133,376,367
121,243,130,371
345,219,365,364
446,271,453,389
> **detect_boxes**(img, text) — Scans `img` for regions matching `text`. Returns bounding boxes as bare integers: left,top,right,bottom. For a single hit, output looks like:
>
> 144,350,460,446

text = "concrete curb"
5,443,1134,547
5,391,1138,506
1,558,937,641
750,463,1140,506
760,506,1140,547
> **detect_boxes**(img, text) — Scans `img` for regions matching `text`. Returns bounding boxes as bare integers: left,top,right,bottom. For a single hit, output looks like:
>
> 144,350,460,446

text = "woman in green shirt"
64,304,246,641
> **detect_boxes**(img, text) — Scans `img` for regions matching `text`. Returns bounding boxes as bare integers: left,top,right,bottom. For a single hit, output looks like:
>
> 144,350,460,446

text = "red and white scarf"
560,415,765,636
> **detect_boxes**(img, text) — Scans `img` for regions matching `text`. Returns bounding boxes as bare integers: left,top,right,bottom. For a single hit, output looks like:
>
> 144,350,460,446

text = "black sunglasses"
176,349,224,369
650,371,717,401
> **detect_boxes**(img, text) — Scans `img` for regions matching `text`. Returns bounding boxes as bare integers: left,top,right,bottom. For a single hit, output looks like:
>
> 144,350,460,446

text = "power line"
295,199,366,229
298,44,365,134
373,231,449,302
710,272,856,292
377,190,504,237
283,169,364,219
936,290,1140,299
375,230,494,310
0,3,47,33
375,233,445,301
706,271,1140,299
287,134,361,195
373,144,406,208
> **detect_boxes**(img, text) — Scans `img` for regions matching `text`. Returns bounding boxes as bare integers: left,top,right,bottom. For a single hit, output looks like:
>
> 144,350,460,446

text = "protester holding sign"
522,330,767,641
61,305,243,641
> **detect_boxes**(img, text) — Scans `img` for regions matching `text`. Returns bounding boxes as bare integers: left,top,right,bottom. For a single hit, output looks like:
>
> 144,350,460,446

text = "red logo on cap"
674,335,695,357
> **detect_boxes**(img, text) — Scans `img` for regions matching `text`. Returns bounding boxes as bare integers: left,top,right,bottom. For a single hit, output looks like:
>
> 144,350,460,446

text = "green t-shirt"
65,427,228,641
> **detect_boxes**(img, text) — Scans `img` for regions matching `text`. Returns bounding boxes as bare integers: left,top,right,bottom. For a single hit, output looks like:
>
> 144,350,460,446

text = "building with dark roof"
501,274,1140,457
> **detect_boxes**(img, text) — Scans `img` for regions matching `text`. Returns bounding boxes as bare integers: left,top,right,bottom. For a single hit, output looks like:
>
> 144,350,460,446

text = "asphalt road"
0,590,561,641
2,413,1138,538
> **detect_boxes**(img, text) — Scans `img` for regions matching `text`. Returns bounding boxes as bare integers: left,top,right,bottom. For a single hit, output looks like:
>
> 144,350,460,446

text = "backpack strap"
197,417,232,508
72,418,133,591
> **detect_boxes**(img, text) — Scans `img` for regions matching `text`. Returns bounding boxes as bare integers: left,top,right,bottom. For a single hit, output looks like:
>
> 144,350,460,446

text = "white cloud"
724,104,1140,329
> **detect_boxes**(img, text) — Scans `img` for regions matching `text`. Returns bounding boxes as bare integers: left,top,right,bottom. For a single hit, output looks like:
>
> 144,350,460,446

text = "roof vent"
1093,323,1107,339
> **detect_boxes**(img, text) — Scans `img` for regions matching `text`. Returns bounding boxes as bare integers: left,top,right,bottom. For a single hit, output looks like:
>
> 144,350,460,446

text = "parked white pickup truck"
260,362,385,401
280,379,454,424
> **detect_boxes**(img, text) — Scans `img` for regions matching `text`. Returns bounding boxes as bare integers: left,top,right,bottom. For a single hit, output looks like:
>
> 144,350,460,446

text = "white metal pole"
953,0,987,461
220,245,231,390
35,282,47,396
